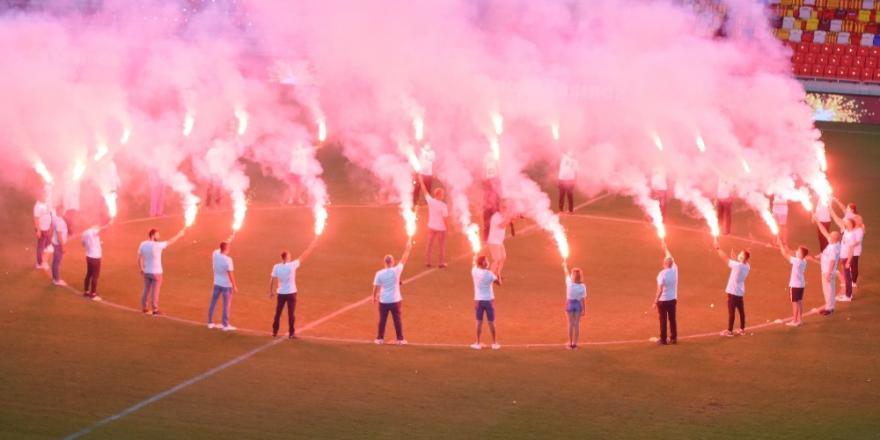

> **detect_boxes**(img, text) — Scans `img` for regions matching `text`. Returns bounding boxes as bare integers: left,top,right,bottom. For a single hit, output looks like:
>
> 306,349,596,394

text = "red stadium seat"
798,42,811,53
810,42,823,52
854,56,866,68
830,54,841,65
793,53,806,64
813,64,826,76
802,64,814,76
821,43,834,54
806,53,818,64
872,46,880,57
874,68,880,82
833,44,845,55
818,54,829,64
842,55,854,65
837,66,849,77
826,65,838,77
858,45,872,56
845,45,858,55
849,67,861,79
866,56,878,68
860,68,875,81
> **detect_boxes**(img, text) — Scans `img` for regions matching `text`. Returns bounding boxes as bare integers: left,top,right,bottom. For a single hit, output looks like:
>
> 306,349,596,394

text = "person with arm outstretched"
779,242,809,326
137,227,186,316
712,238,750,337
81,219,114,300
419,175,449,268
268,238,319,339
814,218,842,315
372,239,413,345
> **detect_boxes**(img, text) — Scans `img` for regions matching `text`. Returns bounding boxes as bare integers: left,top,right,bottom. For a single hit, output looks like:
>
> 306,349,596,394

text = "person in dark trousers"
81,221,112,300
137,227,186,316
715,179,733,235
268,239,318,339
712,239,750,337
830,205,864,302
372,239,413,345
557,151,577,213
653,245,678,345
33,193,53,270
50,208,68,286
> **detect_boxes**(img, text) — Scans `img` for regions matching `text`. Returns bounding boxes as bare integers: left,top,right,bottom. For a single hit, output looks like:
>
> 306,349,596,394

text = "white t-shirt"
51,216,68,246
841,229,858,259
487,212,506,245
820,242,841,274
566,278,587,301
558,155,577,180
271,260,301,294
788,256,807,288
725,260,750,296
814,200,831,223
419,148,436,176
212,250,234,288
373,263,404,303
853,227,865,256
472,267,496,301
34,201,52,231
426,196,448,231
656,264,678,301
81,228,102,259
138,240,169,275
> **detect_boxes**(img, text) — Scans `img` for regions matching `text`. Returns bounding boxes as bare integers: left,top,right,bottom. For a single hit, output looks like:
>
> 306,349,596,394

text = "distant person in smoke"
778,243,809,327
650,170,668,218
772,193,789,246
285,144,310,205
205,176,223,208
830,209,863,303
653,246,678,345
814,196,833,252
814,219,841,316
557,150,577,213
50,207,69,286
33,191,53,270
419,177,448,268
412,144,435,206
487,207,511,279
62,180,80,235
137,227,186,316
563,261,586,349
148,169,165,217
712,240,750,337
208,242,238,331
372,240,413,345
81,222,112,300
715,178,733,235
471,255,501,350
268,239,318,339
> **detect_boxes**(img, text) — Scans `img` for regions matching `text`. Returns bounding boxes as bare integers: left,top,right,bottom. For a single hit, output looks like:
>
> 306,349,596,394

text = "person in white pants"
815,219,841,316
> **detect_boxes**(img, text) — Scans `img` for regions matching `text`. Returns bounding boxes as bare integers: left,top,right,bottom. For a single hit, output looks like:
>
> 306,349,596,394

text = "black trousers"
482,208,495,241
412,174,433,205
377,301,403,340
272,294,297,337
657,299,677,342
84,257,101,294
727,294,745,331
716,199,732,235
818,221,831,252
558,180,575,212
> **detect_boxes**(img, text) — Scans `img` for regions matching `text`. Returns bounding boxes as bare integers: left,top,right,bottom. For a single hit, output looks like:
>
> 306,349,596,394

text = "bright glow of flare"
232,196,247,232
551,123,560,141
34,160,53,185
466,223,481,253
413,116,424,142
103,192,118,218
491,112,503,136
120,127,132,145
815,141,827,172
646,200,666,240
235,107,249,136
403,209,417,238
740,158,751,174
184,197,199,227
407,150,422,173
314,204,328,236
183,113,196,137
695,135,706,153
760,209,780,235
553,228,570,260
72,159,86,181
93,142,109,161
317,119,327,143
489,137,501,161
652,133,664,151
694,199,720,237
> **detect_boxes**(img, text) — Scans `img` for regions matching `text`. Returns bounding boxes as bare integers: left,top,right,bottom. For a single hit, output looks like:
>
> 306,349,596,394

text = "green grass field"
0,121,878,439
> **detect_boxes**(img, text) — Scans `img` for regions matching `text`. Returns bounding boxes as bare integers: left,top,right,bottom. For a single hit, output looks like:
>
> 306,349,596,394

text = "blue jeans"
51,242,64,282
208,285,233,326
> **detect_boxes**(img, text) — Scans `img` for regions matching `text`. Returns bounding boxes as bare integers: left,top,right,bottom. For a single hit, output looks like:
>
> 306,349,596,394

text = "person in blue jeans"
208,242,238,331
372,239,413,345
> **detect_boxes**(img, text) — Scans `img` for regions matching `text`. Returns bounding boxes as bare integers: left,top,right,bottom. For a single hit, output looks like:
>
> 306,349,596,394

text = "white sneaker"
207,323,217,329
397,339,408,345
222,325,237,331
836,295,852,302
52,280,67,286
491,343,501,350
470,343,482,350
786,321,801,327
720,330,734,337
733,328,745,336
91,295,102,302
374,339,384,345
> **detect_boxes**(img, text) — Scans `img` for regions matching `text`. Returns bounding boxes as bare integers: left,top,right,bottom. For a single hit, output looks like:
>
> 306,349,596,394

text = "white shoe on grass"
720,330,734,337
786,321,801,327
52,280,67,286
397,340,408,345
470,343,482,350
733,329,745,336
374,339,384,345
222,325,237,331
491,343,501,350
836,295,852,302
208,323,217,329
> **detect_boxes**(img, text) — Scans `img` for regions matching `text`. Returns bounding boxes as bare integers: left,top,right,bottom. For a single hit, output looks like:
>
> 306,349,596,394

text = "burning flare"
34,159,54,185
553,228,570,260
407,149,422,173
231,193,247,232
93,142,109,161
412,116,424,142
652,133,664,152
466,223,481,254
740,157,751,174
317,118,327,143
183,196,199,227
103,191,118,218
695,135,706,153
314,204,328,236
235,107,249,136
551,123,560,142
760,209,780,236
183,113,196,137
403,208,417,238
491,112,503,136
120,126,132,145
72,159,86,181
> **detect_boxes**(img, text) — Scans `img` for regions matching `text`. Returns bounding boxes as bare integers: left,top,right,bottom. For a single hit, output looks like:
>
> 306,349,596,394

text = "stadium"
1,0,878,438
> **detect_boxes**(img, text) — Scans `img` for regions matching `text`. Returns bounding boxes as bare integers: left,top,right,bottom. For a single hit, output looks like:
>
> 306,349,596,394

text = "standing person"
563,261,586,349
208,242,238,331
558,150,577,213
715,178,733,236
412,144,435,206
372,240,413,345
779,243,809,327
850,215,866,292
833,199,858,221
421,179,449,268
285,144,310,205
712,240,750,337
62,180,80,235
50,208,69,286
471,255,501,350
772,193,789,246
830,210,862,302
81,222,112,300
148,169,165,217
653,247,678,345
33,193,53,270
486,208,510,279
137,227,186,316
815,196,832,252
650,170,668,217
268,240,318,339
815,219,841,316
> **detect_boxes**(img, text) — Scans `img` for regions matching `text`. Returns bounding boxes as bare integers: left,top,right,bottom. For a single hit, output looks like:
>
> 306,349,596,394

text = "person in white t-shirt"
412,144,436,206
33,194,53,269
815,219,841,316
814,196,833,252
779,243,809,327
419,177,449,268
471,255,501,350
81,221,112,300
50,209,69,286
487,209,510,279
284,144,311,205
712,240,750,336
653,247,678,345
62,181,80,235
715,178,734,236
772,193,789,246
558,151,578,213
268,239,319,339
208,242,238,331
372,240,413,345
830,206,864,301
137,227,186,315
563,261,587,350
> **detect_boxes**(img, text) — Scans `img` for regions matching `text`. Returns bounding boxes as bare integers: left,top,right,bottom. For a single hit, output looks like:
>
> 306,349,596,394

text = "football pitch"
0,122,878,439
